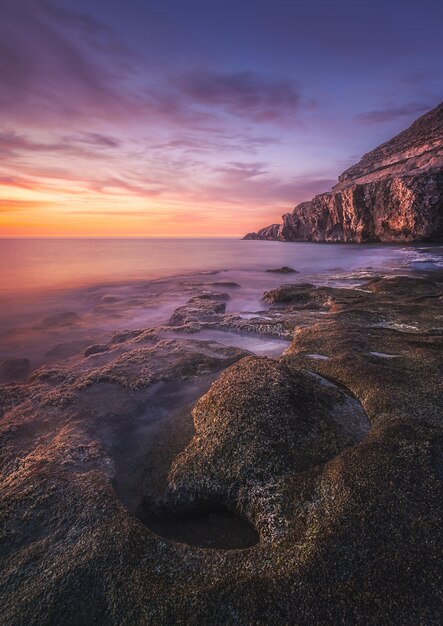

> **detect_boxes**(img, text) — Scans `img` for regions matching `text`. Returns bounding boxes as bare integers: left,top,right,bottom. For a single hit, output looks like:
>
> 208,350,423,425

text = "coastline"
0,247,442,623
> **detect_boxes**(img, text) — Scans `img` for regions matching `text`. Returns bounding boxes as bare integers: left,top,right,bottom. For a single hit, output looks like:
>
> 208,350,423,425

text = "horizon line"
0,234,243,240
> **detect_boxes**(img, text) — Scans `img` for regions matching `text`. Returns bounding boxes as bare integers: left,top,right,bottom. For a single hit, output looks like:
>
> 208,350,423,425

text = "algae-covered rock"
167,356,369,508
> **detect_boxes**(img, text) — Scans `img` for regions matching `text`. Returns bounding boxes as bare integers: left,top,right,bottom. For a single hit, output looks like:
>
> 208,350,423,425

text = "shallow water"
0,238,441,369
0,237,421,297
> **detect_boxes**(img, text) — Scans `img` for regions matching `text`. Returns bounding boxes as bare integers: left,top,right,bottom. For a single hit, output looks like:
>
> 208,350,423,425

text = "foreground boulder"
166,356,369,520
245,102,443,242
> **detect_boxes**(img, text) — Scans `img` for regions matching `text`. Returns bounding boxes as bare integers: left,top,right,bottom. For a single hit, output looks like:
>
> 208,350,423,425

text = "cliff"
244,102,443,242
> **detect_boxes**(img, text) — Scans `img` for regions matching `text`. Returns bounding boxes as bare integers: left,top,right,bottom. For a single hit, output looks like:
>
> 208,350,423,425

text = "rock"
244,102,443,242
219,312,294,338
78,338,248,391
166,356,369,512
209,281,241,288
169,294,227,326
45,340,91,358
266,266,299,273
1,358,31,381
365,275,442,297
262,283,367,311
101,295,119,303
263,283,317,304
191,291,230,301
111,329,144,344
244,223,281,240
84,344,109,357
37,311,81,328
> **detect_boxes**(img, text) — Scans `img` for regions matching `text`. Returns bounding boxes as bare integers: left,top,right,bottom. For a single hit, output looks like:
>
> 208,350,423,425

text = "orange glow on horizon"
0,179,282,238
0,200,272,236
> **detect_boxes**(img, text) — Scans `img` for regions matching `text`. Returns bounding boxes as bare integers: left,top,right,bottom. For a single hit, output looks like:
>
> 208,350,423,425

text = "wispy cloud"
176,70,302,122
0,198,57,212
0,0,143,124
355,102,429,123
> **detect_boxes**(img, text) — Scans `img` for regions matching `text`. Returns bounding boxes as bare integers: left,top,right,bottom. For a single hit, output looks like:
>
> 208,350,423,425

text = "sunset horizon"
1,0,441,238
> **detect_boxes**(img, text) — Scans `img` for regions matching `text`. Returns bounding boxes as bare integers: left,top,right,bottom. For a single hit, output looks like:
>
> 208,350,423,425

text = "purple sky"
0,0,442,236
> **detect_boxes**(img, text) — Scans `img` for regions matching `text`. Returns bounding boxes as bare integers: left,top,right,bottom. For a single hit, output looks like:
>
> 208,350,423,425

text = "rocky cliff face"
244,102,443,242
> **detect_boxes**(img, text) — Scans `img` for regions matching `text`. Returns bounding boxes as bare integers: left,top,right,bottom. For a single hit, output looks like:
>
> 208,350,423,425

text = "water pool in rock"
139,506,259,550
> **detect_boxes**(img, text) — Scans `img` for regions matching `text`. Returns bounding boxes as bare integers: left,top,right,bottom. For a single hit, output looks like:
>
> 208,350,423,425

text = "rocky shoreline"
1,257,442,624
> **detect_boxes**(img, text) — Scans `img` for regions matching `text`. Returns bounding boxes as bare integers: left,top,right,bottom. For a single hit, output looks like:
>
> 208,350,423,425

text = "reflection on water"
0,238,439,374
0,237,416,297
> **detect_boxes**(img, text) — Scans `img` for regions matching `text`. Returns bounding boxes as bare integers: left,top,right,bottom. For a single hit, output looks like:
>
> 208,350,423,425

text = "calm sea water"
0,237,418,296
0,238,439,371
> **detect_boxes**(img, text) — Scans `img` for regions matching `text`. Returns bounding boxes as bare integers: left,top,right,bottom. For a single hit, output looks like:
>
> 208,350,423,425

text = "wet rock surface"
245,102,443,242
168,292,227,326
0,268,442,624
266,266,299,273
1,358,31,381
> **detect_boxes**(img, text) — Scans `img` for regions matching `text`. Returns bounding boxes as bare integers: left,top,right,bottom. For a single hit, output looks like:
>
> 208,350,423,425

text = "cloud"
0,175,42,191
0,130,120,162
153,134,279,155
0,0,309,137
0,0,142,123
86,177,162,197
176,70,301,122
0,131,66,157
214,162,269,182
188,160,336,205
67,133,121,148
40,0,112,37
355,102,429,123
0,198,56,212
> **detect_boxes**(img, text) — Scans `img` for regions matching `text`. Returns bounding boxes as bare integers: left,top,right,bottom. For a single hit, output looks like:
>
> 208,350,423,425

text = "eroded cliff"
245,102,443,242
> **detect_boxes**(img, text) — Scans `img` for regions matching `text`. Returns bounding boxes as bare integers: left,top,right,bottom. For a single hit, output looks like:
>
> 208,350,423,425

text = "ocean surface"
0,238,441,373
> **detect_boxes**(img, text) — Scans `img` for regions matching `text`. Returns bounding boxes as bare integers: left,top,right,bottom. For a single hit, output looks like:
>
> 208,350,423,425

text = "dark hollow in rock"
139,505,259,550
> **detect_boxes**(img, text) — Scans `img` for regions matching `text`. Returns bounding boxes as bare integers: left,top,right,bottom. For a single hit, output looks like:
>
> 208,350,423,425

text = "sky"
0,0,442,237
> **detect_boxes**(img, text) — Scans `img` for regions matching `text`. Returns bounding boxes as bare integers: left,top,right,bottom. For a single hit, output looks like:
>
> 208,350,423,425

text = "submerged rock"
84,344,109,357
1,358,31,381
37,311,81,328
266,266,299,273
245,102,443,242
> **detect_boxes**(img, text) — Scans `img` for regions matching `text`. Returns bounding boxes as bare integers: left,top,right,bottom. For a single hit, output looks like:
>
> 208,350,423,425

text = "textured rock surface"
245,102,443,242
1,269,442,624
164,357,370,523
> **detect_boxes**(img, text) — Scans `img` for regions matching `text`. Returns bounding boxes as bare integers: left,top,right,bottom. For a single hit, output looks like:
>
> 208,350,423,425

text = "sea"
0,238,442,372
